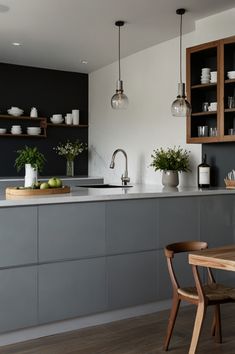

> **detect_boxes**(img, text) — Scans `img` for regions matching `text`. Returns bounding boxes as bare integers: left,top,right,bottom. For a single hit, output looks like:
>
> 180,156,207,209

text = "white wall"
89,8,235,186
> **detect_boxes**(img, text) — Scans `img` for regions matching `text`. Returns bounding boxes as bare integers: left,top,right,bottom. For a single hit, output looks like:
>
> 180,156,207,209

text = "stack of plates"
11,125,22,134
27,127,41,135
227,71,235,79
210,71,217,83
201,68,210,84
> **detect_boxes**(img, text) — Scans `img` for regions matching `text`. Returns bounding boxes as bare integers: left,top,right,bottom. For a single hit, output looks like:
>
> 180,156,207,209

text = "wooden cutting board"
6,185,70,197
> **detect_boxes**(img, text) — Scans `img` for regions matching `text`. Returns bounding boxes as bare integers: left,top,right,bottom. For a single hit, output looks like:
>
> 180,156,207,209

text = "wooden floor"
1,304,235,354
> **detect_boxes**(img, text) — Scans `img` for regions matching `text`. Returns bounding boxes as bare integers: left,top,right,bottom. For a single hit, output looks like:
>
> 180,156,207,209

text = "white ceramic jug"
30,107,38,118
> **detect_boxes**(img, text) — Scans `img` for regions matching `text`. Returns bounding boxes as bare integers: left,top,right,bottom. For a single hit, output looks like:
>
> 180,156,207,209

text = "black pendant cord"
179,12,182,86
118,25,121,81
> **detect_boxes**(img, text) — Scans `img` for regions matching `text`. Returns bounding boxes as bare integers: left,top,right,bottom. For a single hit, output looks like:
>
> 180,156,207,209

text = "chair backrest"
164,241,208,292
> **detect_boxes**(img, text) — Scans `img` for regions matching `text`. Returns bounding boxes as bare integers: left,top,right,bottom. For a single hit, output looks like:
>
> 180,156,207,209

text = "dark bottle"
198,154,210,188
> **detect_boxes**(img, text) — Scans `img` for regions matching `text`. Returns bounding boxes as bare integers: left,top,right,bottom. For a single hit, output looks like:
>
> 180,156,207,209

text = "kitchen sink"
77,184,133,188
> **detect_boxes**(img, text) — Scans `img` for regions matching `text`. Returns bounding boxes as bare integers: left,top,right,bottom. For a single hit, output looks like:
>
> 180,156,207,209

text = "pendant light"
171,9,191,117
111,21,128,109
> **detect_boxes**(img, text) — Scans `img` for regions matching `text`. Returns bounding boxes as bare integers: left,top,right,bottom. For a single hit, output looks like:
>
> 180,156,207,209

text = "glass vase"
66,159,74,177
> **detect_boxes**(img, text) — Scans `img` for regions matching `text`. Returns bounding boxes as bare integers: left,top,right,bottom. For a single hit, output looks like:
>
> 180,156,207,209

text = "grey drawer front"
0,206,37,267
39,202,105,261
107,251,158,309
0,266,37,333
159,197,200,247
106,199,158,254
39,258,107,323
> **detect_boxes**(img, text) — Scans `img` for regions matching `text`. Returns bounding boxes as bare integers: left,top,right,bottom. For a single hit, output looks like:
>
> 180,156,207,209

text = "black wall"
202,143,235,186
0,63,88,177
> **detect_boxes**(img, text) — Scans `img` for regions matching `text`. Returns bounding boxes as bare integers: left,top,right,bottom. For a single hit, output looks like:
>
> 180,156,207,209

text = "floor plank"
1,304,235,354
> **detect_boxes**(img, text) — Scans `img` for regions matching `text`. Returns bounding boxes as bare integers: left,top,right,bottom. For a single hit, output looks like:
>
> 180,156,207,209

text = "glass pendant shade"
171,83,191,117
111,79,128,109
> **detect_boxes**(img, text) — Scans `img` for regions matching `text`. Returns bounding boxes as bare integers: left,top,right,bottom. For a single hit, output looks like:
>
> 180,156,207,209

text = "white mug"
65,113,73,125
72,109,79,125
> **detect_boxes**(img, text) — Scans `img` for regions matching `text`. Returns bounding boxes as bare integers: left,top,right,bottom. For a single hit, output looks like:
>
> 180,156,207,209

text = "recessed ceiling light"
12,42,21,46
81,60,88,65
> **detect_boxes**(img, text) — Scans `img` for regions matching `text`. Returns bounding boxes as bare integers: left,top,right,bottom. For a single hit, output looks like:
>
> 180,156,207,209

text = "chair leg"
189,303,206,354
211,313,216,337
214,304,222,343
163,296,181,351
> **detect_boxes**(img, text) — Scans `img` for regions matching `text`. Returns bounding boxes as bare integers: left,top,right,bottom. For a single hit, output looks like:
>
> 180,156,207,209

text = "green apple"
48,177,62,188
56,178,62,188
40,182,50,190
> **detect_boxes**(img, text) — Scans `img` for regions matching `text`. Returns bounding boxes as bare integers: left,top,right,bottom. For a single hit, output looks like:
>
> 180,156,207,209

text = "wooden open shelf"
191,111,217,117
224,79,235,84
47,123,88,128
191,83,217,89
0,114,47,137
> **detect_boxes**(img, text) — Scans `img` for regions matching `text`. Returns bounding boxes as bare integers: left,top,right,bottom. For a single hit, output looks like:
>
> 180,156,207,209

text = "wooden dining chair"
163,241,235,354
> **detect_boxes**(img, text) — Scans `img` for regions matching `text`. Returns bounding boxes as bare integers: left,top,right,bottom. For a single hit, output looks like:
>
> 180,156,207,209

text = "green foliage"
15,146,46,173
150,146,190,172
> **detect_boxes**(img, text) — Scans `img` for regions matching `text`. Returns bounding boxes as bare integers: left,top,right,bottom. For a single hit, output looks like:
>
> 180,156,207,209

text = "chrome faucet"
110,149,130,185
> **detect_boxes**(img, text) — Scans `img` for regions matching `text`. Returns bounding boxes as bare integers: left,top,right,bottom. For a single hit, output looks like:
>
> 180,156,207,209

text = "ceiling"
0,0,234,73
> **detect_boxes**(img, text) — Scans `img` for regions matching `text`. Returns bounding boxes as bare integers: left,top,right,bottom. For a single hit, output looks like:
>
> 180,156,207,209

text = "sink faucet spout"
110,149,130,185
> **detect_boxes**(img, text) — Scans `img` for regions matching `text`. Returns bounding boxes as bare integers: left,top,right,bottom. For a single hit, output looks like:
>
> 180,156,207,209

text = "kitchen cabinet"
106,199,158,254
158,197,200,247
186,35,235,143
38,258,106,323
38,202,106,262
0,266,37,332
107,251,158,309
0,206,37,267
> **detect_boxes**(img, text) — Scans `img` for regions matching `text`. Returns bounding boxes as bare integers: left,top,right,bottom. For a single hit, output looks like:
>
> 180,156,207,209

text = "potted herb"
54,139,87,176
15,146,46,187
150,146,190,187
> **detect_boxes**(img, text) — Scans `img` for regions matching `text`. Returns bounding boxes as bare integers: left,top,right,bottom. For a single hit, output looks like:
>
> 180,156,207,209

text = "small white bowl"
0,128,6,134
27,131,40,136
50,117,64,124
8,108,24,116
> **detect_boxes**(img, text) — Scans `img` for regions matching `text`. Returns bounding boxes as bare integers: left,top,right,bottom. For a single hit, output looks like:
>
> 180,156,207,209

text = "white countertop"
1,184,235,207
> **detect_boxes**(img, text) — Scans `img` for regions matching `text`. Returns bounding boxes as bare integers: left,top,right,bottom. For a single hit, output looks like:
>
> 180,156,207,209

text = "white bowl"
0,128,6,134
8,108,24,116
27,131,40,135
228,71,235,75
27,126,40,131
50,117,64,124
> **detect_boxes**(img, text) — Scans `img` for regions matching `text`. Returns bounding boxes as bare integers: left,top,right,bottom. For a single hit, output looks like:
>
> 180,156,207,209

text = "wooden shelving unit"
186,35,235,143
47,123,88,128
0,115,47,138
0,115,89,137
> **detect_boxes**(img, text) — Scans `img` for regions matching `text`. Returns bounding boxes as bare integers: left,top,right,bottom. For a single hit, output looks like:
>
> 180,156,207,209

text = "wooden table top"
189,244,235,272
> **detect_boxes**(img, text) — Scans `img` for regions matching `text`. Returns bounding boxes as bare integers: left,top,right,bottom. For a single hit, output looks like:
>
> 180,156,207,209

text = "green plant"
15,146,46,172
54,139,87,161
150,146,190,172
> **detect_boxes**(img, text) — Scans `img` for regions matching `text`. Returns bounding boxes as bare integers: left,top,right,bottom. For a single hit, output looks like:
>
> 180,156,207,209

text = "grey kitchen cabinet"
38,202,106,262
106,199,158,254
38,257,107,324
200,195,235,286
200,195,235,247
0,266,37,332
159,197,200,247
0,206,37,267
107,251,158,310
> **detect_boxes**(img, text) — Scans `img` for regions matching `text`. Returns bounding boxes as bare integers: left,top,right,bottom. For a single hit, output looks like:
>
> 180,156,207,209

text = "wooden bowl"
224,179,235,189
